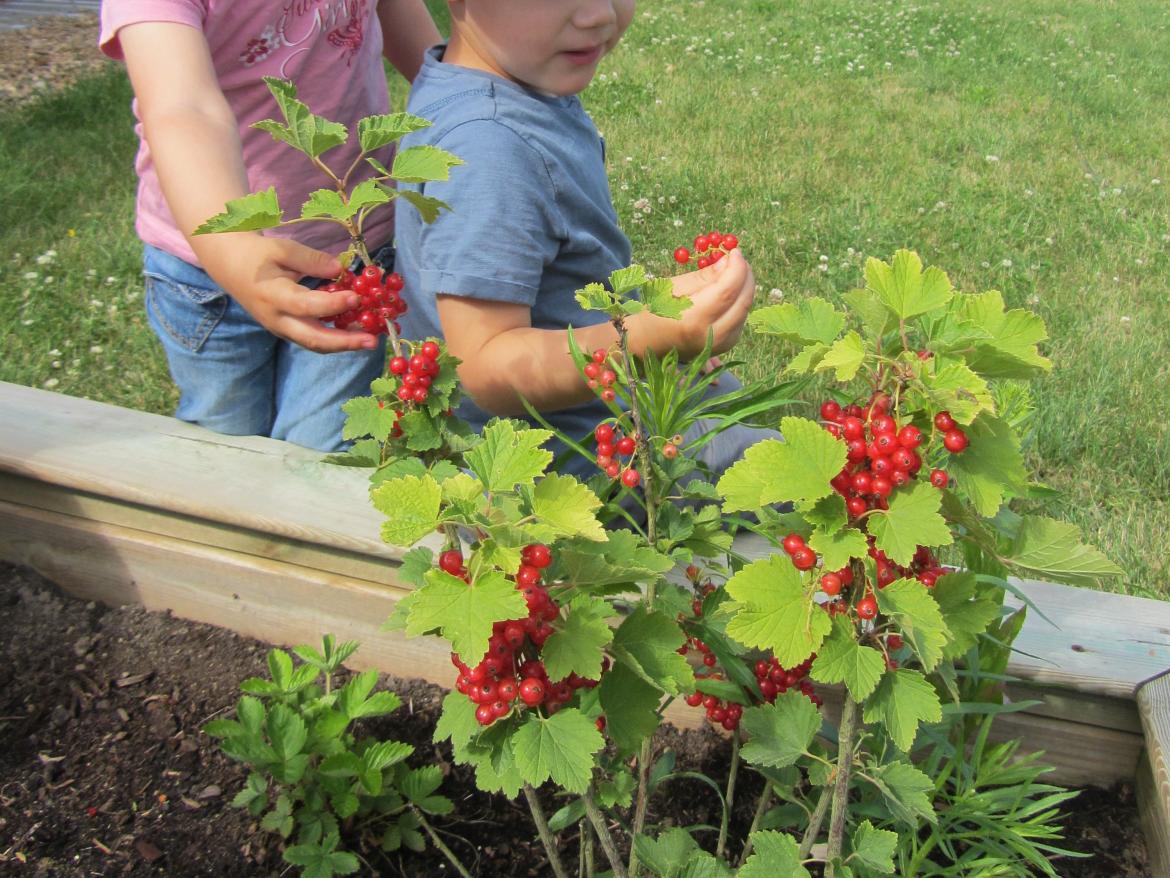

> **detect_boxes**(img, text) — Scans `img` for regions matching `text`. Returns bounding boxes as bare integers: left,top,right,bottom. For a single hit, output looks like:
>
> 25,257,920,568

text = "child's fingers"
275,316,381,353
274,239,344,280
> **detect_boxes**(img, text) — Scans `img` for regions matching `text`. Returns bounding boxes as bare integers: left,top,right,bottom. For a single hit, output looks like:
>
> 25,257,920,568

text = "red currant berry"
519,678,546,706
592,348,608,364
389,356,408,375
475,704,496,725
516,564,542,588
934,411,956,432
857,596,878,620
841,416,865,440
522,543,552,569
616,436,636,456
791,547,817,571
782,533,806,555
846,496,868,517
673,246,691,264
722,234,739,250
943,429,969,453
438,549,465,575
420,341,440,360
870,414,897,435
685,691,704,707
662,442,678,459
871,476,893,498
362,265,382,282
583,362,601,380
897,425,923,449
820,399,841,421
929,469,949,489
694,234,710,252
820,572,842,596
621,468,641,488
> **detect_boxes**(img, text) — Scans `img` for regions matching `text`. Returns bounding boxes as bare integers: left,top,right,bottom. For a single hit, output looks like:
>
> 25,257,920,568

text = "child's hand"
204,236,380,353
666,247,756,358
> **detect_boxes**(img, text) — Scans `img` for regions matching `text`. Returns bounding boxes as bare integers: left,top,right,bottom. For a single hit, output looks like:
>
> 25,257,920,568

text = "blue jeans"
142,244,390,452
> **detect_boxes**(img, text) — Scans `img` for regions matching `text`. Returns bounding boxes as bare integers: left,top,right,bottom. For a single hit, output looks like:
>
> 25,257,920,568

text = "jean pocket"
144,272,228,353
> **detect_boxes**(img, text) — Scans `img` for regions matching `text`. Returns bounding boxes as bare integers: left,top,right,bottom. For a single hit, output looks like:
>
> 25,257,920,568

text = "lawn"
1,0,1166,596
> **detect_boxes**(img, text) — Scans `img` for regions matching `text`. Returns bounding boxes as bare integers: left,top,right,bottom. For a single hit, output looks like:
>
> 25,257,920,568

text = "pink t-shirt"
100,0,395,266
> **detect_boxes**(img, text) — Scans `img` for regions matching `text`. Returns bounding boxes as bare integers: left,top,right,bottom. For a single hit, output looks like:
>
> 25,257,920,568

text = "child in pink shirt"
99,0,439,450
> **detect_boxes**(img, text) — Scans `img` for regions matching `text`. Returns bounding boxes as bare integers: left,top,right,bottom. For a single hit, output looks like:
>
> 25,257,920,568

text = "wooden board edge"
1137,674,1170,874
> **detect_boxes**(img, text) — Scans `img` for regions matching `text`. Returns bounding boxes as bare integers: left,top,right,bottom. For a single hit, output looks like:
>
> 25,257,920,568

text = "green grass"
1,0,1166,596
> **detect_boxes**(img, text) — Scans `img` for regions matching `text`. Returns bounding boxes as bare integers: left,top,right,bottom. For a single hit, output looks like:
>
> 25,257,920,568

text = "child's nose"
572,0,619,31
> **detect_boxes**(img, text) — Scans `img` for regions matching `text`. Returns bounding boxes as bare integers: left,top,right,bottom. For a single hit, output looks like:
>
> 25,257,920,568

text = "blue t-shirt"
395,45,630,475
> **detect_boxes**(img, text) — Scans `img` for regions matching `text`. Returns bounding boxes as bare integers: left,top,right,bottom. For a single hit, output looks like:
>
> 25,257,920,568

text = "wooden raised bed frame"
2,380,1168,867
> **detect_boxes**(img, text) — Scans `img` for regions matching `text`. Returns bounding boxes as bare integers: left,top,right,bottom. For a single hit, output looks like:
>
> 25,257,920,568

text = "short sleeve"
414,119,563,308
99,0,206,60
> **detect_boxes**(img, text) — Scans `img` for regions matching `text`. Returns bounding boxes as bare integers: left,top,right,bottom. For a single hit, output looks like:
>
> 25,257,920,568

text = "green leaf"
401,764,444,802
739,831,811,878
598,661,663,754
739,692,822,769
633,827,700,878
725,554,831,668
610,264,649,295
866,249,953,319
396,189,450,224
851,821,897,873
407,568,529,661
1005,515,1124,586
300,188,353,222
957,290,1052,378
255,77,348,158
718,417,845,512
391,144,464,183
642,277,691,319
921,359,995,425
338,670,378,718
348,179,392,214
464,420,553,493
862,669,942,751
371,474,442,546
268,649,293,689
399,408,442,452
874,578,950,672
284,833,360,877
542,597,613,682
814,330,866,381
512,709,603,794
331,791,360,819
575,281,613,312
844,287,895,339
193,188,282,234
799,494,848,534
610,607,694,696
341,395,397,442
680,853,735,878
810,617,886,701
947,414,1029,517
748,296,845,345
530,474,606,541
364,740,413,773
808,525,868,572
357,111,432,152
868,760,935,826
866,479,953,567
238,695,265,735
931,572,1002,659
266,703,307,761
785,341,829,375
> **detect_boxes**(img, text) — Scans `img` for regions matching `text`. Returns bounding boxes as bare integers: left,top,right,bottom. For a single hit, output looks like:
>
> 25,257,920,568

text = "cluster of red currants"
592,420,641,488
328,264,408,335
672,230,740,269
445,543,599,726
680,574,821,731
583,347,619,404
387,340,441,406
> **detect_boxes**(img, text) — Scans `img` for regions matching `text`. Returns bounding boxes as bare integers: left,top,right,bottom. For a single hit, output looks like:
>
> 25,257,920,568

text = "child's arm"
118,23,376,354
377,0,442,82
437,248,756,416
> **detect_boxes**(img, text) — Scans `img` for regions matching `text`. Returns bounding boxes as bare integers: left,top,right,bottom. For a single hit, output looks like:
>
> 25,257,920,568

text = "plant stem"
716,728,742,860
523,784,570,878
825,693,860,877
617,320,660,878
410,805,473,878
736,779,773,867
798,784,833,860
584,788,628,878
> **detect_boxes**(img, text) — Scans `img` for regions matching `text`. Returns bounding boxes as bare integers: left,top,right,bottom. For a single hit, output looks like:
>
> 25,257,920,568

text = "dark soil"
0,562,1151,877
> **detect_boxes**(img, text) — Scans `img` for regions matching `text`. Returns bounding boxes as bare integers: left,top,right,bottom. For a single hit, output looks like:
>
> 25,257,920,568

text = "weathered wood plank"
1137,671,1170,875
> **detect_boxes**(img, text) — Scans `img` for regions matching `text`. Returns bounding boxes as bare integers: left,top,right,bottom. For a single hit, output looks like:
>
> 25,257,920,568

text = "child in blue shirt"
395,0,776,478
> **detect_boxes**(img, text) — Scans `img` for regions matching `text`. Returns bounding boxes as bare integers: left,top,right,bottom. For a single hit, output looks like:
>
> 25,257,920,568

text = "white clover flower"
1120,315,1131,324
48,348,61,356
43,378,59,389
1153,178,1162,185
1045,237,1054,245
1002,259,1013,268
23,271,37,280
90,345,104,354
105,276,118,285
768,288,784,302
819,254,829,263
673,219,684,227
985,155,1000,163
1026,294,1040,305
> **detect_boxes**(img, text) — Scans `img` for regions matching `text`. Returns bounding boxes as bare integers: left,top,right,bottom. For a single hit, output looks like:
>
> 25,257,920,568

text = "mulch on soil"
0,562,1151,876
0,14,113,108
